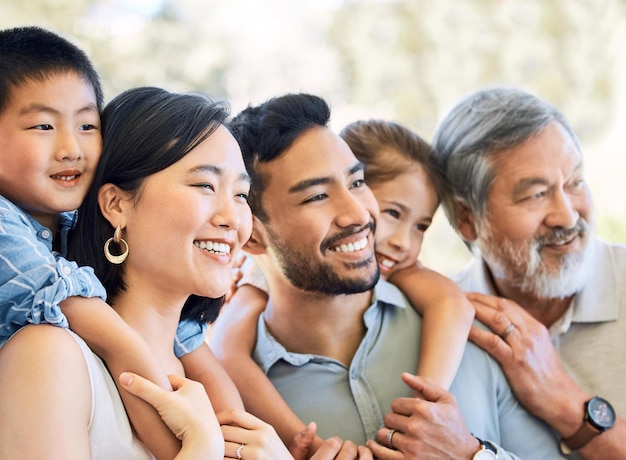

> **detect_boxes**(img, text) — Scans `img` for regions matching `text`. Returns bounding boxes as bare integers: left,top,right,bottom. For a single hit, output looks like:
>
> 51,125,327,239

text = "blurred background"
2,0,624,276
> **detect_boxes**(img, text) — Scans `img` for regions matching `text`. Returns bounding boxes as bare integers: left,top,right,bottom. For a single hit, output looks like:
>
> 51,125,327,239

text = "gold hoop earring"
104,225,129,264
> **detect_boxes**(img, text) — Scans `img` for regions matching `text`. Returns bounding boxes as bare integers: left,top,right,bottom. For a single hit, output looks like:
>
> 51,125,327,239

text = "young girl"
210,119,475,455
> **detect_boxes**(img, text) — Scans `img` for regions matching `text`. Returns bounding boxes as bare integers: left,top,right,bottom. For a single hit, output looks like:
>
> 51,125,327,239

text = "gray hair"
432,87,581,232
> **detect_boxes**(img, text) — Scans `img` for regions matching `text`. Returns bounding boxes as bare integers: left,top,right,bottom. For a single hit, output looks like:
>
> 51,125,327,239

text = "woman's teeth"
194,241,231,254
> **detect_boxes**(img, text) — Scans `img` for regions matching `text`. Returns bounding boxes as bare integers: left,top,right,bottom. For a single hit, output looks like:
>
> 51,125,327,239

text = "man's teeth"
194,241,231,254
332,237,368,253
52,175,77,181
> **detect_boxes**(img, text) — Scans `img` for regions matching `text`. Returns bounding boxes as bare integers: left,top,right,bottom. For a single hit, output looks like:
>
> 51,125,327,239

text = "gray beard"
475,218,594,299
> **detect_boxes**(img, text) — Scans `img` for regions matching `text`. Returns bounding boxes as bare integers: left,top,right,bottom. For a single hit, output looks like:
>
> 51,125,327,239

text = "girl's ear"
97,183,130,228
243,216,269,255
455,201,478,242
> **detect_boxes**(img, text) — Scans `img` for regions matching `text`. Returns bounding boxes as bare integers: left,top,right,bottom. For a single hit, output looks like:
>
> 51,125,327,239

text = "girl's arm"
179,341,245,412
61,296,182,459
210,284,324,456
388,262,475,391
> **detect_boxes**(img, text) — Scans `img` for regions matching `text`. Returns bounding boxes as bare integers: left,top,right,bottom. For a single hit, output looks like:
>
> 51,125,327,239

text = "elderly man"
432,87,626,459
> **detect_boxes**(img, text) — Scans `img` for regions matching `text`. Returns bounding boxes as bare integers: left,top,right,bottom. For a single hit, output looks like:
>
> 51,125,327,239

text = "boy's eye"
31,124,53,131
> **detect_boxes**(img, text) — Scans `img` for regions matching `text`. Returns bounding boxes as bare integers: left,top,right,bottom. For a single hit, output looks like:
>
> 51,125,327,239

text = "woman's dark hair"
69,86,230,324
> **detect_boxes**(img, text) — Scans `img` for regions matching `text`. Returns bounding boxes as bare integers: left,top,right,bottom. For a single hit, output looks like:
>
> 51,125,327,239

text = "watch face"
588,397,616,430
473,450,498,460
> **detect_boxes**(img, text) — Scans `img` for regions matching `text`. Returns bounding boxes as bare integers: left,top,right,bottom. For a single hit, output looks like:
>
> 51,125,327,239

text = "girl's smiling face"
370,163,439,279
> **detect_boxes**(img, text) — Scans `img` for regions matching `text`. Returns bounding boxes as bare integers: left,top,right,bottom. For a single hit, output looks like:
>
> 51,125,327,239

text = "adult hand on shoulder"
218,409,293,459
367,373,478,459
467,292,589,427
119,372,224,458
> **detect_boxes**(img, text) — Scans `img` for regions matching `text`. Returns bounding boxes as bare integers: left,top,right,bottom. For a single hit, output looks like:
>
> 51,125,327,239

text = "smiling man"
225,93,566,459
433,87,626,459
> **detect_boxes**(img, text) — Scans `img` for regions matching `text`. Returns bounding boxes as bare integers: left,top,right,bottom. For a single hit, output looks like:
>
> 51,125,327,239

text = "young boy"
0,26,187,458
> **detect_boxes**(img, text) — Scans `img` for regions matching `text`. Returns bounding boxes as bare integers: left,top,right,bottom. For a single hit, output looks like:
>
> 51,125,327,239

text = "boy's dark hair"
228,93,331,221
0,26,103,115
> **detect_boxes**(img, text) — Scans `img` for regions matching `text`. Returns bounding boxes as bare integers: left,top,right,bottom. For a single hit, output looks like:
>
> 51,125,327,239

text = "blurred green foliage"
1,0,624,275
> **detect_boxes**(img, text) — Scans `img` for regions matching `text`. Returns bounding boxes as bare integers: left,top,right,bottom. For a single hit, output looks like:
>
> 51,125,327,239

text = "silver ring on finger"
236,443,245,459
500,323,516,341
386,429,397,449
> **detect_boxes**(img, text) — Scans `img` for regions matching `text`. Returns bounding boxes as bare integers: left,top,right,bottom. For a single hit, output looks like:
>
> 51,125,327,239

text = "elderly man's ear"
243,216,269,255
455,202,479,243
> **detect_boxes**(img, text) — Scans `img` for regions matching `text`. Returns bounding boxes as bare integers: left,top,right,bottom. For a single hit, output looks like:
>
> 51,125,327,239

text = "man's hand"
367,373,478,459
467,292,589,434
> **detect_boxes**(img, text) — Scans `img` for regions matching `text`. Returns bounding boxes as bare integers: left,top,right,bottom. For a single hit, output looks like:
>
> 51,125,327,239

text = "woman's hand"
119,372,224,459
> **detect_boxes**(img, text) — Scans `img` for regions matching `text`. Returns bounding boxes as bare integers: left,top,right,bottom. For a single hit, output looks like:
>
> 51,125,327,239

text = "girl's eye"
351,179,365,189
383,209,400,219
236,192,249,202
415,223,429,232
79,124,98,131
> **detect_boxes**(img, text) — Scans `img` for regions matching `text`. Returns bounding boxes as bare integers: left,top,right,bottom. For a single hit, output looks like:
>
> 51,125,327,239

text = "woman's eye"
236,192,249,202
194,183,215,191
351,179,365,189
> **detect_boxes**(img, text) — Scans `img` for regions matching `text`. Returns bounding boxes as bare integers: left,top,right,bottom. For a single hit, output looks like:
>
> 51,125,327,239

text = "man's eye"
304,193,327,204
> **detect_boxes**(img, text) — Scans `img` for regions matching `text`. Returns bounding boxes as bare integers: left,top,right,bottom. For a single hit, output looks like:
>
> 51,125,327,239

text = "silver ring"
500,323,516,340
386,429,396,449
236,443,245,459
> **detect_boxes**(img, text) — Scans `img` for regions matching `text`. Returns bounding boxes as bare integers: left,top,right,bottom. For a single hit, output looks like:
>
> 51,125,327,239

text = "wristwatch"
559,396,616,454
471,437,498,459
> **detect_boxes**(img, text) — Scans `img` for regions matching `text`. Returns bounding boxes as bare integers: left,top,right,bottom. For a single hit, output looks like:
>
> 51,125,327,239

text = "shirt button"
61,265,72,275
41,229,51,239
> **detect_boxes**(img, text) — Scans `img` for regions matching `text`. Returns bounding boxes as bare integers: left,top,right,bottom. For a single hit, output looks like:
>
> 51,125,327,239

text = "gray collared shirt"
254,280,566,459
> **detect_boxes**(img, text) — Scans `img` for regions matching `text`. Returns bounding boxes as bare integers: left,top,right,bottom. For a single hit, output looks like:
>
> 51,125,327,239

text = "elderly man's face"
472,122,594,299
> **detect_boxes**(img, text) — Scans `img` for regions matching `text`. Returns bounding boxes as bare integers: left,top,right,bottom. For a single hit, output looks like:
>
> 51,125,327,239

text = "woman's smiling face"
120,125,252,302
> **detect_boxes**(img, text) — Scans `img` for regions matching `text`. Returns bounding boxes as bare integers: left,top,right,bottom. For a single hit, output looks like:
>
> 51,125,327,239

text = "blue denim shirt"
0,195,206,355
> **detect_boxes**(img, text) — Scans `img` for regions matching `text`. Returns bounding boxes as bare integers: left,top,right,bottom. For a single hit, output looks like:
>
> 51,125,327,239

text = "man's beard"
475,218,594,299
266,222,380,295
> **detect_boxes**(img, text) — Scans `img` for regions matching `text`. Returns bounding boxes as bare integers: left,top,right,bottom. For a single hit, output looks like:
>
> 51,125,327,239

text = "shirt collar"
253,280,407,373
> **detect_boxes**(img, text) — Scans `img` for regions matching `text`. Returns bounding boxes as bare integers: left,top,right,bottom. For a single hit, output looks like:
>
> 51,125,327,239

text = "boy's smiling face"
0,71,101,229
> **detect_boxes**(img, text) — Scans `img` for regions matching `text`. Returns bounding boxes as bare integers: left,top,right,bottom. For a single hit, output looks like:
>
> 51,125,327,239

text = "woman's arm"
210,284,324,456
388,262,474,391
0,325,92,460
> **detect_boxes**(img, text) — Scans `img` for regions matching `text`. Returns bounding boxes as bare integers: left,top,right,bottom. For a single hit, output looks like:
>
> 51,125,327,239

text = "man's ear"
98,183,130,228
243,216,269,255
455,201,478,243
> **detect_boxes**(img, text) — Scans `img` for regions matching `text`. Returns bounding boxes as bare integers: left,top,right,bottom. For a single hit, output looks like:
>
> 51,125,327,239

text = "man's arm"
468,292,626,459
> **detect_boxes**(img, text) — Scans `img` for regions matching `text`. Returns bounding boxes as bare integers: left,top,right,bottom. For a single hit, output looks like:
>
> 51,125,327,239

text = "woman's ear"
98,183,130,228
244,216,269,255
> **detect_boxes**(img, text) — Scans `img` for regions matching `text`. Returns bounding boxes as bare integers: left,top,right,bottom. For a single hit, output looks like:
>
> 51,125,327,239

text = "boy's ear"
243,216,269,255
97,183,130,228
456,201,478,242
